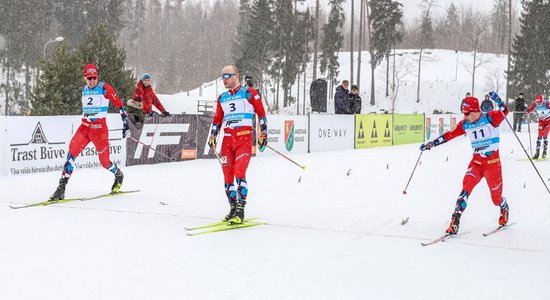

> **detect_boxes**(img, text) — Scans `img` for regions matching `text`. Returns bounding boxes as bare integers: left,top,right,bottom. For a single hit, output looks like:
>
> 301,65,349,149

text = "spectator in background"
460,92,471,112
133,73,170,117
244,75,261,97
480,94,494,113
334,79,351,114
126,97,145,124
513,93,527,132
349,84,362,114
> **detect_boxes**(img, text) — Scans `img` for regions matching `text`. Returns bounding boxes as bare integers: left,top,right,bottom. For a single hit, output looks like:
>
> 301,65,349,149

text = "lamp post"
43,36,64,59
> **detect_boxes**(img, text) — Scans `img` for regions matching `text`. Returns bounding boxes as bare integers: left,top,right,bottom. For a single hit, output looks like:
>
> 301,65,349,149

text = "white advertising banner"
309,114,354,152
5,115,126,176
0,117,7,175
256,115,309,156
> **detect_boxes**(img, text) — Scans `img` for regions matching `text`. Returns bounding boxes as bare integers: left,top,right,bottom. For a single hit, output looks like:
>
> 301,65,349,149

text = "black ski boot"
229,204,245,224
224,201,238,222
111,169,124,193
542,148,547,159
533,149,540,160
50,177,68,201
445,213,461,235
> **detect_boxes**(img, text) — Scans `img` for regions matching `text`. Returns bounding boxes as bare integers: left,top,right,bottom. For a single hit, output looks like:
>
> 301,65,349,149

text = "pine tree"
54,0,125,49
320,0,345,88
509,0,550,98
32,26,135,115
235,0,275,91
31,43,82,115
368,0,403,105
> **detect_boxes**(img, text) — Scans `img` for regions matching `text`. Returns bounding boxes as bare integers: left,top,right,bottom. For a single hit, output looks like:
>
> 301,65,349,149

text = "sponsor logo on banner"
358,121,365,140
10,122,66,166
134,123,190,159
451,116,457,130
371,120,378,138
181,149,197,159
425,117,432,140
284,120,295,151
438,117,444,136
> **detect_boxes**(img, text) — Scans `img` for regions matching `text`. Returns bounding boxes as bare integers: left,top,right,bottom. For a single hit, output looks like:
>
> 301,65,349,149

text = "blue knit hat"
142,73,151,80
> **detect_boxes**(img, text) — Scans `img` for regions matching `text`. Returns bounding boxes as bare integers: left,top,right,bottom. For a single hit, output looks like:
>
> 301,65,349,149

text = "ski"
9,190,140,209
421,233,455,246
517,158,547,162
185,217,262,231
187,221,266,236
482,223,514,237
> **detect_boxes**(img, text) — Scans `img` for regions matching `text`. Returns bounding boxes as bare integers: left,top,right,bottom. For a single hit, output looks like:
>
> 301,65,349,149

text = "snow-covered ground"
1,129,548,299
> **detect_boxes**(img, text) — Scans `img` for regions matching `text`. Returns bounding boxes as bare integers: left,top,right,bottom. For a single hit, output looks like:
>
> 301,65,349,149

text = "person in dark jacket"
133,73,170,117
480,94,494,113
126,97,145,124
513,93,527,132
334,80,350,114
349,85,362,114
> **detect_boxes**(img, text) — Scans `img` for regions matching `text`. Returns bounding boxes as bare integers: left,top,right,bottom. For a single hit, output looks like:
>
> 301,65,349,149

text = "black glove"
136,96,142,102
420,141,434,151
258,132,268,149
120,108,130,138
163,111,171,117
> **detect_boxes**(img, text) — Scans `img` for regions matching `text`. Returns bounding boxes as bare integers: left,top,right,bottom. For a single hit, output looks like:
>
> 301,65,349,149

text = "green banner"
392,114,425,145
355,114,393,149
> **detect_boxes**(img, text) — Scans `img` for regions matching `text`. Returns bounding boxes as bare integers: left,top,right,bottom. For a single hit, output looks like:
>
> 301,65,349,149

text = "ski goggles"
221,73,236,80
86,76,98,81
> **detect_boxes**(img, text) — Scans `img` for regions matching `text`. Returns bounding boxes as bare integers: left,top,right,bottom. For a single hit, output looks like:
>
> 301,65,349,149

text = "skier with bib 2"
50,64,129,200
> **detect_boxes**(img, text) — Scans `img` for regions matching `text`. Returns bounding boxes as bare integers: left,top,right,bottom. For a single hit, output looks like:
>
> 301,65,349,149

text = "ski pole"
266,145,307,170
502,111,550,196
128,136,174,161
402,150,423,195
211,148,226,166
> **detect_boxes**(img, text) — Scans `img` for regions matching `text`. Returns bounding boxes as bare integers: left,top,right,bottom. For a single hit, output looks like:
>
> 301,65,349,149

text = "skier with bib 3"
420,93,509,234
208,65,268,224
50,64,129,200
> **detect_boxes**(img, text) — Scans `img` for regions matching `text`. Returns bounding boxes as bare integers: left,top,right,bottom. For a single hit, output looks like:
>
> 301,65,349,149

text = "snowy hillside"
1,130,548,299
159,49,509,116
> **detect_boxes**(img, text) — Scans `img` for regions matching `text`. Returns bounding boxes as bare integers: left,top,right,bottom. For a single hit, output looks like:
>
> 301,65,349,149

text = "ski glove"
120,107,130,138
420,141,434,151
258,132,268,149
208,135,217,149
162,111,171,117
488,91,500,101
420,135,446,151
257,116,268,149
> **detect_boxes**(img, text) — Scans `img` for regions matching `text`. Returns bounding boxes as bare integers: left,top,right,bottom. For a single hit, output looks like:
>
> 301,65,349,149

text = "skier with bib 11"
420,92,509,234
207,65,268,224
525,95,550,159
49,64,129,200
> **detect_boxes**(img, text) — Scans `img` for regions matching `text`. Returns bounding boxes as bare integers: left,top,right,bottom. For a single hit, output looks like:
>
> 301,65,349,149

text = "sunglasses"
86,76,98,81
222,73,236,80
